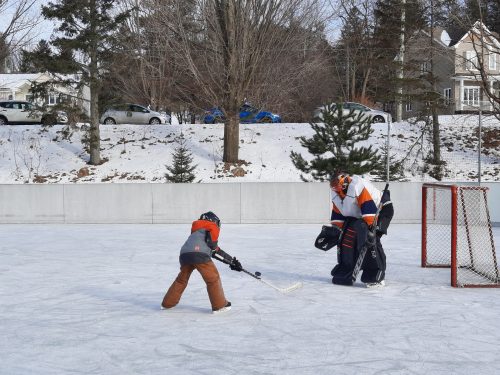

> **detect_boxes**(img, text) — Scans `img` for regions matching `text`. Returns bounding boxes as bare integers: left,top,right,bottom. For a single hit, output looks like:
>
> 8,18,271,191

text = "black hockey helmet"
199,211,221,228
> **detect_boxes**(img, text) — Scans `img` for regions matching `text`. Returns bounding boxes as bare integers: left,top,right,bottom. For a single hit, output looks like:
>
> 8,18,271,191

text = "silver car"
100,104,169,125
0,100,68,125
314,102,392,123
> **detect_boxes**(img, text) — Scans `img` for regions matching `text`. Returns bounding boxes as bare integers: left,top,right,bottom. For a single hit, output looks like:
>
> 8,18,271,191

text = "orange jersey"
191,219,220,243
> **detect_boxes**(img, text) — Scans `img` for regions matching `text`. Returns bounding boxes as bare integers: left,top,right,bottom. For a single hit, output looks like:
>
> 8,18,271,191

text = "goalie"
315,172,394,287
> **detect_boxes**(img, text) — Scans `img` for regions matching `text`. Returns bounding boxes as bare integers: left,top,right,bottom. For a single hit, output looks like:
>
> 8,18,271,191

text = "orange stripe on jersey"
357,187,373,208
191,220,220,242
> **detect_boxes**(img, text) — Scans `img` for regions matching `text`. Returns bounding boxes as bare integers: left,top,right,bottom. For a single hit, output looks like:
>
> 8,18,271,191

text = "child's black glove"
229,257,243,272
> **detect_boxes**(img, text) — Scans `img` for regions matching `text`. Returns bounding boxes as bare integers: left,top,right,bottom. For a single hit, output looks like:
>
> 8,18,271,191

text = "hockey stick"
350,183,390,284
241,269,303,294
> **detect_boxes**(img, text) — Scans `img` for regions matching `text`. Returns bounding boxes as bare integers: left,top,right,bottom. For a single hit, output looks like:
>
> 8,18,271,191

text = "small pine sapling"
165,133,197,183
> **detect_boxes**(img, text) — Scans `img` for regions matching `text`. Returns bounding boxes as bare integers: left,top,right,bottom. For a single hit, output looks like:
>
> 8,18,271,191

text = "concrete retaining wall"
0,182,498,224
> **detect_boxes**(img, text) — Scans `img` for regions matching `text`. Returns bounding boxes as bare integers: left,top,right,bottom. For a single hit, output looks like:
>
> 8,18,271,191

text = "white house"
0,72,90,115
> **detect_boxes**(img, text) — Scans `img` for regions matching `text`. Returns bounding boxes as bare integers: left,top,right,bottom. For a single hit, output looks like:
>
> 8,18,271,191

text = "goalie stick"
241,269,303,294
350,183,390,285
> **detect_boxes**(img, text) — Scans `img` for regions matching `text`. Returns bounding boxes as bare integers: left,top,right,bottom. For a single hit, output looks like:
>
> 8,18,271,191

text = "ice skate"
365,280,385,288
212,301,231,314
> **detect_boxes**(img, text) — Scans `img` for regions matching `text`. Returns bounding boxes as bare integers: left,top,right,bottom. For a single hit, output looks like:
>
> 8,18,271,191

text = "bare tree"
0,0,40,72
111,0,180,114
151,0,324,162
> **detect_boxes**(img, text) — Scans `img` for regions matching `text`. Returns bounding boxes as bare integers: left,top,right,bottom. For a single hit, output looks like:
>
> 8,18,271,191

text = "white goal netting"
422,184,500,287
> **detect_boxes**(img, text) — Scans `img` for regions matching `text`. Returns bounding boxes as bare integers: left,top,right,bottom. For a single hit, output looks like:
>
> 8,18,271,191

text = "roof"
451,20,500,49
0,73,46,91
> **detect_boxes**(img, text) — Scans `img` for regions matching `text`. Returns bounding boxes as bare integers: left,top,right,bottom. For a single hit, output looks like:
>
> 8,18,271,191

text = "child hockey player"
315,172,393,287
161,211,243,313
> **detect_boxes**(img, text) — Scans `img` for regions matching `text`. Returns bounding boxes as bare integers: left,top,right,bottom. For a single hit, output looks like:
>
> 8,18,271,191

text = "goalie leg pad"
360,242,386,283
331,264,354,286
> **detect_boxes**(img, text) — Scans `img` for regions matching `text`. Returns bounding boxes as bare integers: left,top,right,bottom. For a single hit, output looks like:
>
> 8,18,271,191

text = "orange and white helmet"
329,172,351,196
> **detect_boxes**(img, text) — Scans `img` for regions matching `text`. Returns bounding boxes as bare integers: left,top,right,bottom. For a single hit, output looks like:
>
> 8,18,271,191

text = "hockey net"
422,183,499,287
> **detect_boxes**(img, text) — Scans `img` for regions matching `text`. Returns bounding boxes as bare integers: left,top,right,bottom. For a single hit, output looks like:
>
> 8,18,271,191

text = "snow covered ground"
0,114,498,184
1,224,500,375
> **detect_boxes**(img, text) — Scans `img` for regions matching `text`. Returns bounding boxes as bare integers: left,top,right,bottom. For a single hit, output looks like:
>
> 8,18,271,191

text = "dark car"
203,104,281,124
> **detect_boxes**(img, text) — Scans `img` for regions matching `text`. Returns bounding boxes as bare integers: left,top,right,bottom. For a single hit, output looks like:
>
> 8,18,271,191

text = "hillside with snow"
0,115,498,184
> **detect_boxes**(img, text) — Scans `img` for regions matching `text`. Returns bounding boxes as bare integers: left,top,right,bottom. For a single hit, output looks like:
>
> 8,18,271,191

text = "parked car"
314,102,392,123
203,103,281,124
0,100,68,125
100,104,169,125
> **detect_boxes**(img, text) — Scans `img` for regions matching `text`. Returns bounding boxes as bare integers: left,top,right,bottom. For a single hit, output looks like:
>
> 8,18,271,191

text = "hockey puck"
255,271,261,277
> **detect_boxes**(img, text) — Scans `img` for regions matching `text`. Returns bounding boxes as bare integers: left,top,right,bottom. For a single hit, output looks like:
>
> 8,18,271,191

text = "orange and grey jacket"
331,175,389,228
179,219,220,265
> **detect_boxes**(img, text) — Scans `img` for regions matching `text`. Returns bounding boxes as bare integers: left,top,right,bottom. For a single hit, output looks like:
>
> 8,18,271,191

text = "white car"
0,100,68,125
100,104,169,125
314,102,392,123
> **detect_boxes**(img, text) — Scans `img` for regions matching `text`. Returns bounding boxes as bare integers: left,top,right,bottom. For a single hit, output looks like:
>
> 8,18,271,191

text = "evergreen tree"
19,40,77,74
338,4,375,101
290,104,381,181
29,0,130,165
165,134,197,183
372,0,427,103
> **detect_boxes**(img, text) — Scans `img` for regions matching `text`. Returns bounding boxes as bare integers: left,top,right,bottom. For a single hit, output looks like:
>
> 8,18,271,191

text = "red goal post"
421,183,499,288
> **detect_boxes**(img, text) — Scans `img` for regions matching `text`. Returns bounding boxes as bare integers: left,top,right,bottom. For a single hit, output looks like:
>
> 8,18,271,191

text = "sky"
1,223,499,375
0,114,498,184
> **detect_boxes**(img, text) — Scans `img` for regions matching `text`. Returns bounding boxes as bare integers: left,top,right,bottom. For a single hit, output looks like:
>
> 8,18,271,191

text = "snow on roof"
0,73,45,91
452,20,500,49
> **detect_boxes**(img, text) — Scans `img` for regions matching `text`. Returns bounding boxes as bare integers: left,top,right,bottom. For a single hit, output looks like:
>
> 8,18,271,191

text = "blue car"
203,104,281,124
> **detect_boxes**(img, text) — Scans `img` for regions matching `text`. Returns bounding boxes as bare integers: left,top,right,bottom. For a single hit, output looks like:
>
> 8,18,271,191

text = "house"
403,21,500,117
451,21,500,113
0,72,90,115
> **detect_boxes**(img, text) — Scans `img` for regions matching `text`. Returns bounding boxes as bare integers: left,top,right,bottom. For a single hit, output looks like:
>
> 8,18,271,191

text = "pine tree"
165,134,197,183
290,104,381,181
372,0,427,104
29,0,130,165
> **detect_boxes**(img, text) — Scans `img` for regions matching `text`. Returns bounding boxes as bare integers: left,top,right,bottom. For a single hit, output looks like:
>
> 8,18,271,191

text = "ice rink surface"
1,224,499,375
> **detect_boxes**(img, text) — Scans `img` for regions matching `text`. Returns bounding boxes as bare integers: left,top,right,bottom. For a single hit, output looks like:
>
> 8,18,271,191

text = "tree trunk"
430,0,440,165
396,0,406,122
88,75,101,165
223,112,239,162
88,5,101,166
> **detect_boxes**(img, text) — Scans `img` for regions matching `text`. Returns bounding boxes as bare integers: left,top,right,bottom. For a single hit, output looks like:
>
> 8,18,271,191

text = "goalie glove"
314,225,342,251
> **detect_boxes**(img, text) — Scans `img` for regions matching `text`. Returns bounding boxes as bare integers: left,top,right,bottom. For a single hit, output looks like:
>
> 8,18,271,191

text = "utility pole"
396,0,406,122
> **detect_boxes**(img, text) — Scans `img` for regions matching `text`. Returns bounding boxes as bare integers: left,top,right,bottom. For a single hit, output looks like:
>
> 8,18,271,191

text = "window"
465,51,478,70
420,61,431,74
0,89,10,100
489,53,497,71
25,95,33,102
405,97,412,112
444,88,451,105
463,87,480,107
47,93,57,105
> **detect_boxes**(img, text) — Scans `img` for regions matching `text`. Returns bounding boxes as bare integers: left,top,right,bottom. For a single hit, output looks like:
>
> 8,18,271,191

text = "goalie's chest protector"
332,193,361,218
332,176,381,218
